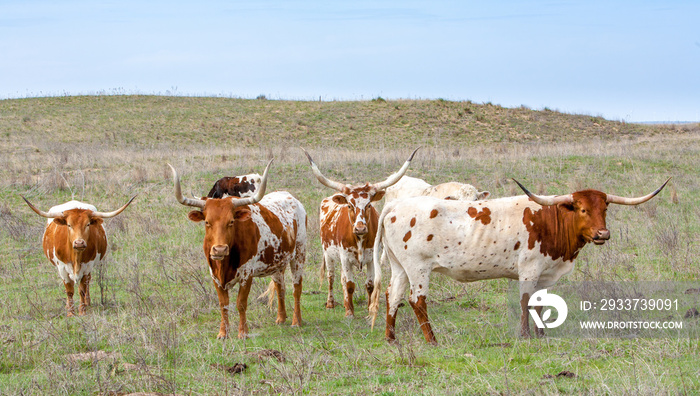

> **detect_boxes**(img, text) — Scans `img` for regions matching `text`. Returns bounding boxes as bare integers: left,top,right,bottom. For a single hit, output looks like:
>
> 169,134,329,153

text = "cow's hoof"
67,312,75,318
275,317,286,325
216,332,228,339
325,301,336,309
237,333,248,340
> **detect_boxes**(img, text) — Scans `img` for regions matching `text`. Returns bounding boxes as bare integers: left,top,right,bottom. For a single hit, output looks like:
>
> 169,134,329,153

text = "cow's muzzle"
592,229,610,245
210,245,229,260
354,225,368,236
73,239,87,251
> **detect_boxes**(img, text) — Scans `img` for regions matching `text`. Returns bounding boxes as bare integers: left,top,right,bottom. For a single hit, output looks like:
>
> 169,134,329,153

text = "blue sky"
1,1,698,122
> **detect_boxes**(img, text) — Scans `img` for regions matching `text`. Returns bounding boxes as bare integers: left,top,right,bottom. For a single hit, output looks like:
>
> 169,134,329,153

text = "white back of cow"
384,176,432,203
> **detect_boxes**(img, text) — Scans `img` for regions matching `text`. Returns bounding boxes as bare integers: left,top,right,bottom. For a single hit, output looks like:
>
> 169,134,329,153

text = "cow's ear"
53,217,67,226
188,210,205,222
478,191,491,200
332,195,348,205
371,191,386,202
89,217,104,226
234,208,251,222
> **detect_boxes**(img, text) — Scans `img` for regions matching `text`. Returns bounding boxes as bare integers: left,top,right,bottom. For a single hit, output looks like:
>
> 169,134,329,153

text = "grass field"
0,96,698,395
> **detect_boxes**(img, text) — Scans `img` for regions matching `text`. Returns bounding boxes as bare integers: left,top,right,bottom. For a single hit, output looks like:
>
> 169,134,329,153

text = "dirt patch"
543,370,577,379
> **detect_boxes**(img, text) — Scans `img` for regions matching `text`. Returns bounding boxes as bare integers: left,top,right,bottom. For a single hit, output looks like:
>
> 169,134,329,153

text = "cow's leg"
78,274,91,315
236,277,253,339
290,257,304,327
385,258,409,343
64,280,76,317
323,252,336,309
518,279,537,338
534,306,545,338
364,248,375,309
271,271,287,325
339,254,356,318
83,273,92,307
407,272,436,344
213,280,230,339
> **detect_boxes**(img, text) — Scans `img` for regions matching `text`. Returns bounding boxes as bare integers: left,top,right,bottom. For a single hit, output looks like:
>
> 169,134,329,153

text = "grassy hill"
2,95,696,149
0,96,698,395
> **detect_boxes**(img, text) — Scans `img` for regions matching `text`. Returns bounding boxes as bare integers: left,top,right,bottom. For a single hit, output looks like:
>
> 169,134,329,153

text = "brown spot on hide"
403,231,412,242
427,234,434,241
390,216,397,223
514,241,521,250
430,209,438,219
467,207,492,225
410,217,416,227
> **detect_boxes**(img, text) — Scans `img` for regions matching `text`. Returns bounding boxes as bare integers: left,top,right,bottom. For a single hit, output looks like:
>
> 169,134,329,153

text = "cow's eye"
67,224,72,229
581,209,586,214
228,220,235,227
205,221,211,227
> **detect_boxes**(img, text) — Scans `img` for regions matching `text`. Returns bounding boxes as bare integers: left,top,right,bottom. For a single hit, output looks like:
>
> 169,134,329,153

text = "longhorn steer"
170,160,307,339
23,197,135,316
303,148,418,317
370,178,670,343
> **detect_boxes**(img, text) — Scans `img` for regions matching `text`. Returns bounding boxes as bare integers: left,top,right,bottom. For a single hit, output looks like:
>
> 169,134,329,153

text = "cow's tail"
258,280,277,309
369,202,391,330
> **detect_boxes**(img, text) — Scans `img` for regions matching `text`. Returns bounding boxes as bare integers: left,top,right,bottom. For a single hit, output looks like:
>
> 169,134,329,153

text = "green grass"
0,96,698,394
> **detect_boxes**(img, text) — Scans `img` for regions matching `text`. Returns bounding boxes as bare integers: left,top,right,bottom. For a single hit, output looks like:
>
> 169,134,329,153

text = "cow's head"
170,160,272,261
513,178,670,245
304,148,419,237
23,197,135,252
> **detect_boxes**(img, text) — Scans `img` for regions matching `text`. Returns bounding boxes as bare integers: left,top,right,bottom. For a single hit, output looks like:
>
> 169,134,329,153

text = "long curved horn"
606,177,671,205
512,179,574,206
301,148,347,193
92,196,137,218
168,163,206,209
232,158,274,207
22,196,64,218
373,147,420,191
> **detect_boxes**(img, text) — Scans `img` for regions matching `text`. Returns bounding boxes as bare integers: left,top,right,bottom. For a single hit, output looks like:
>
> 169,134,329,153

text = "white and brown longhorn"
23,196,135,316
370,178,670,343
170,159,307,339
303,148,419,318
